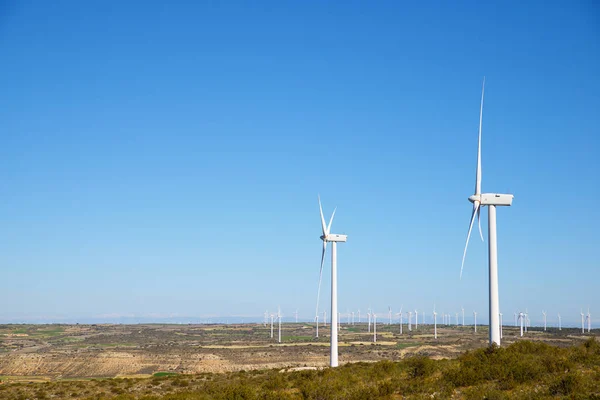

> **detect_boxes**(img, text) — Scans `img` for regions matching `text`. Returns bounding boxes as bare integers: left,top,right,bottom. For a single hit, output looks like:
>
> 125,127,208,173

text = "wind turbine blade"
475,77,485,195
461,203,479,278
326,207,337,235
477,205,484,242
318,195,327,236
316,241,327,317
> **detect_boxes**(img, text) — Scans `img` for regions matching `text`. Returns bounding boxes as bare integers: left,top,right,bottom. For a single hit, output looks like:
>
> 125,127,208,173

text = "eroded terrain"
0,323,595,380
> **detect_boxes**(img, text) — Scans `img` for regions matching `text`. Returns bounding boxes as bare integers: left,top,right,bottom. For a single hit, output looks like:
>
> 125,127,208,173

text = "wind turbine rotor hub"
468,195,480,203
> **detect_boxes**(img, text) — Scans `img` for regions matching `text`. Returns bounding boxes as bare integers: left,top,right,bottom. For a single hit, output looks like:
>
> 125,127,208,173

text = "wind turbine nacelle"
480,193,514,206
326,234,347,242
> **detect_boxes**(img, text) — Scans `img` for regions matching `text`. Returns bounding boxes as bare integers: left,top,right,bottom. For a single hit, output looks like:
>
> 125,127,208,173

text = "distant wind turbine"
460,78,514,347
373,313,377,342
388,307,392,325
415,310,418,330
270,313,274,339
462,307,465,326
408,311,412,331
473,311,477,333
277,306,282,343
518,312,524,337
542,311,547,331
587,308,591,333
397,307,403,334
558,313,561,331
433,305,438,339
581,310,585,334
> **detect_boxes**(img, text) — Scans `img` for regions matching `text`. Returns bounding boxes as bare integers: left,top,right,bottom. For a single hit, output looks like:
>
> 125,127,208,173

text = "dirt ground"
0,323,596,380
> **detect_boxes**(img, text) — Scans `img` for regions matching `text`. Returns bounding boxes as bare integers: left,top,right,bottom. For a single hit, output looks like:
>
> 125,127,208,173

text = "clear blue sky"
1,1,598,326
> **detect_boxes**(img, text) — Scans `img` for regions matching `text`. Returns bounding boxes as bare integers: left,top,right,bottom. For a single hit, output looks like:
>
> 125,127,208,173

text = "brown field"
0,323,596,381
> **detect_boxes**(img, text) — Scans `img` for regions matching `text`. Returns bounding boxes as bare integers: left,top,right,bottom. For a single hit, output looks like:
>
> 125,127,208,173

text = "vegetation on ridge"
0,338,599,399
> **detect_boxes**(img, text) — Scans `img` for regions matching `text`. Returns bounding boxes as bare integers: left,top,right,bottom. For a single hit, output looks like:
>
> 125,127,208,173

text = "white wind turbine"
473,311,477,333
397,307,403,334
462,307,465,326
315,196,347,368
581,310,585,334
518,312,524,337
461,78,514,347
433,305,438,339
558,313,562,331
277,306,282,343
368,310,372,333
408,311,412,331
315,314,319,338
388,307,392,325
358,309,361,323
415,309,418,330
514,312,517,327
373,313,377,342
455,313,459,326
270,313,274,339
586,308,591,333
499,313,503,339
542,311,547,331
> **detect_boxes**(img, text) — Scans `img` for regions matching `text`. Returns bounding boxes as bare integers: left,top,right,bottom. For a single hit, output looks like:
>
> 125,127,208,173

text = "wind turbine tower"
474,311,477,333
433,306,438,339
461,78,514,347
581,310,585,334
315,197,347,368
558,313,561,331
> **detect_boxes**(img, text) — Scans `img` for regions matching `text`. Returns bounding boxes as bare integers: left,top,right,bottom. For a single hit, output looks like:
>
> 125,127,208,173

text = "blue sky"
0,1,598,326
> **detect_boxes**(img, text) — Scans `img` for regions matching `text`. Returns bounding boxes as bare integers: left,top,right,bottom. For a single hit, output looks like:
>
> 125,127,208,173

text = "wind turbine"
462,307,465,326
474,311,477,333
514,312,517,327
499,313,503,339
351,311,355,325
368,310,372,333
460,78,514,347
270,313,274,339
408,311,412,331
277,306,282,343
433,305,438,339
455,313,459,326
397,307,403,334
415,310,418,330
358,309,361,323
518,312,524,337
315,314,319,338
581,310,585,334
315,196,347,369
373,313,377,342
542,311,547,331
388,307,392,325
323,311,327,327
587,308,591,332
558,313,561,331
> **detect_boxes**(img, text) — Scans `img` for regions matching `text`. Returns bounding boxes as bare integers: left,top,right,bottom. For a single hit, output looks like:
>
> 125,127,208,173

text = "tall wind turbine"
558,313,561,331
315,196,347,368
408,311,412,331
462,307,465,326
581,310,585,334
388,307,392,325
460,78,514,347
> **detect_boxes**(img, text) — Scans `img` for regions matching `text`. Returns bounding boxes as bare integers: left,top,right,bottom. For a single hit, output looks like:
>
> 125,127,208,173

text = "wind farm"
1,1,599,399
